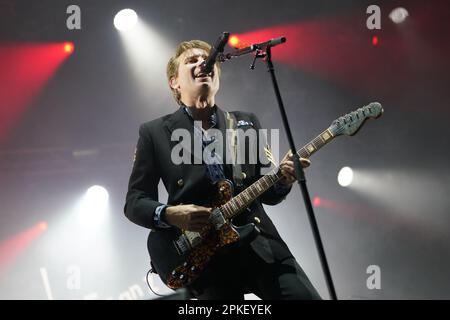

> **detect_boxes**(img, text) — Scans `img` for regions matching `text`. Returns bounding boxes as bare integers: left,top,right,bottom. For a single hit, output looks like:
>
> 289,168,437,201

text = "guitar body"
147,180,259,289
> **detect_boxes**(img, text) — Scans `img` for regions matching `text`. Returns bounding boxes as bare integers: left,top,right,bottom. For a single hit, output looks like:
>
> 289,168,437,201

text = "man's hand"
278,151,311,187
164,204,212,232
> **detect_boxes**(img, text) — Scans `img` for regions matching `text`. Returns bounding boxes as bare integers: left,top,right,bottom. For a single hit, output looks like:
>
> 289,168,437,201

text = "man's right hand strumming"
164,204,212,232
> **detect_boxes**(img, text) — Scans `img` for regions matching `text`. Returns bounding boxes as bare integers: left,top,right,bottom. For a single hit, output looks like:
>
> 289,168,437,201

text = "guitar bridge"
173,231,203,255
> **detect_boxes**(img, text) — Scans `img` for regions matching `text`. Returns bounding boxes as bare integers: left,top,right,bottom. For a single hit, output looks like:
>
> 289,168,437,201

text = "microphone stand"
249,45,338,300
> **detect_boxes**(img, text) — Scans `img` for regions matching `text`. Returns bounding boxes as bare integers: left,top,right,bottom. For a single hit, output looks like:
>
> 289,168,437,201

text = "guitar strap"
225,111,244,188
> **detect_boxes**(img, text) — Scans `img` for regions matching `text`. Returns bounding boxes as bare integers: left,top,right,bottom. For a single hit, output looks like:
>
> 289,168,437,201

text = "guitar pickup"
173,234,191,255
210,208,226,230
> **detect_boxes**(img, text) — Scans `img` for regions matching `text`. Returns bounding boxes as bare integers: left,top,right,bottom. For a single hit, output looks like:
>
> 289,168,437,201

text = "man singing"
124,39,320,300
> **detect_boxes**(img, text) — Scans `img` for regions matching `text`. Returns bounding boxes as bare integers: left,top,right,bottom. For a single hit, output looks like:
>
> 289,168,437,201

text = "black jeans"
188,240,321,300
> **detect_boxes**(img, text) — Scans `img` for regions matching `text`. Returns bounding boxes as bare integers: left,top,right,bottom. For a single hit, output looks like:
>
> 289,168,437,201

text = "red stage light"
313,196,321,207
372,35,379,46
229,35,240,48
0,221,48,276
64,42,74,54
0,43,71,141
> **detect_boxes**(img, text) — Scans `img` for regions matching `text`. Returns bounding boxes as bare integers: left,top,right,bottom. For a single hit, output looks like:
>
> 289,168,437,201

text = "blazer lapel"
164,107,193,136
163,107,203,165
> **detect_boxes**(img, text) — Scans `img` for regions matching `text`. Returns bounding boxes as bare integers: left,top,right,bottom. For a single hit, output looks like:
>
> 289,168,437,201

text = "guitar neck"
220,128,335,219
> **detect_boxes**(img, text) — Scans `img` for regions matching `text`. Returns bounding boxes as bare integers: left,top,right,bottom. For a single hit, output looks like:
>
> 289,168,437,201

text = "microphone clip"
250,49,266,70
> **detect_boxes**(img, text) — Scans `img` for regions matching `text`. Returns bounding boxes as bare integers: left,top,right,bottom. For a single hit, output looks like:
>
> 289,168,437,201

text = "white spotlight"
85,185,109,210
114,9,138,31
389,7,409,24
338,167,354,187
77,185,109,227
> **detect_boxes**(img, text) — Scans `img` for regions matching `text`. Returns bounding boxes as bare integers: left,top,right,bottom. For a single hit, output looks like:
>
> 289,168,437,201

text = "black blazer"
124,106,294,263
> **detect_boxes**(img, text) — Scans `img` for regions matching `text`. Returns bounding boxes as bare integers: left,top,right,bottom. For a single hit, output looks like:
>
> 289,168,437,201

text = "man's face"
170,48,220,104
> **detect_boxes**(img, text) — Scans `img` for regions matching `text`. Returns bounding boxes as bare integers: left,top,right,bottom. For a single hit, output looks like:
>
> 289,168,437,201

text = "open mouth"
194,70,214,80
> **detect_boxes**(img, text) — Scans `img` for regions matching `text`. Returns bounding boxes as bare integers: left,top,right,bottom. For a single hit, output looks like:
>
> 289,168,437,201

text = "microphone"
201,32,230,74
225,37,286,59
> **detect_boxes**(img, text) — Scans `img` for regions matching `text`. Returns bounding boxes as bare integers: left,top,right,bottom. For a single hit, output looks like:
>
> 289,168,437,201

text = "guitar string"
219,124,356,219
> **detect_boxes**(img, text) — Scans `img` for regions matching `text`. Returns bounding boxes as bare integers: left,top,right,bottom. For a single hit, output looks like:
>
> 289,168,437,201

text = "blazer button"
241,172,246,179
177,179,184,187
254,217,261,224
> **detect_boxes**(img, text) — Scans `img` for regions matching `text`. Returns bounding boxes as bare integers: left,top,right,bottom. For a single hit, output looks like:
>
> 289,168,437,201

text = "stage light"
372,35,379,46
63,42,74,54
0,43,73,141
116,16,174,104
0,222,48,275
313,196,321,207
338,167,354,187
76,185,110,227
229,35,240,48
389,7,409,24
114,9,138,31
85,185,109,211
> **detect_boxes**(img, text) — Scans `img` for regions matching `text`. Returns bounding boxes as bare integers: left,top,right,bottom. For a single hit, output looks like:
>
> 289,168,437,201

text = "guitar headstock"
329,102,383,137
